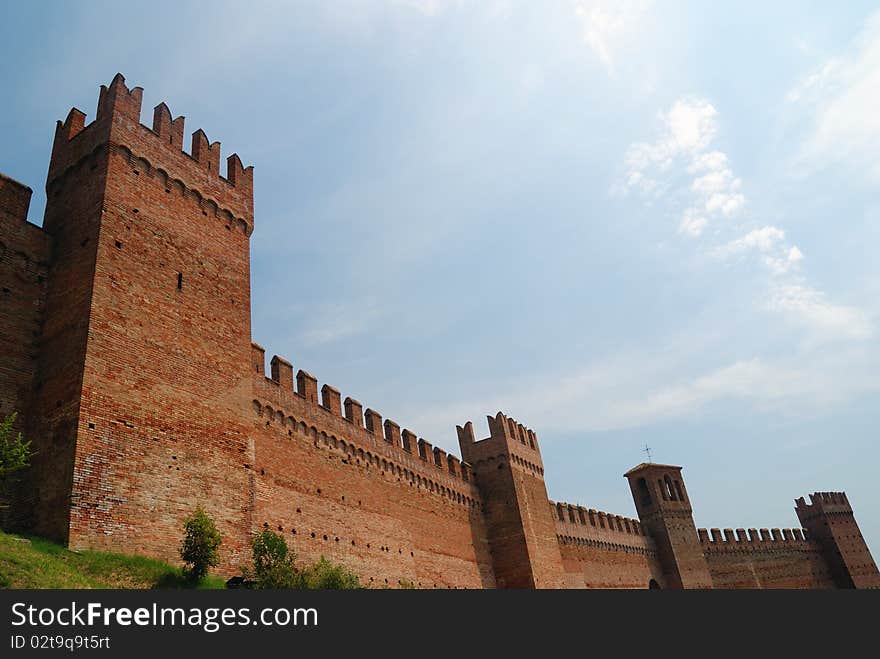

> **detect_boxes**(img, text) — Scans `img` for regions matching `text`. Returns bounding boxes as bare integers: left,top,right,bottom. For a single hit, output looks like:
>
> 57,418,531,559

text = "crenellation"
251,343,266,376
151,102,185,151
0,173,33,224
52,108,87,159
270,355,293,390
296,369,318,404
96,72,143,123
401,429,416,453
364,408,382,437
191,129,221,174
343,397,363,428
321,384,341,415
417,438,433,462
433,447,447,469
383,419,401,447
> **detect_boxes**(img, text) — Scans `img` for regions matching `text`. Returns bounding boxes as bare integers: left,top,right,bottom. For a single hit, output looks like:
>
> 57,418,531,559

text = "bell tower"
625,463,713,589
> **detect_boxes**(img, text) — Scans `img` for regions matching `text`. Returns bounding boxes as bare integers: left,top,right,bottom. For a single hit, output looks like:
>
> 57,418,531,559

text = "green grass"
0,530,226,589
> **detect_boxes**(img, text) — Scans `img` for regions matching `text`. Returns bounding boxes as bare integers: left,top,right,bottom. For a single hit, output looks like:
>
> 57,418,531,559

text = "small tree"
0,412,33,509
180,506,222,583
248,529,300,588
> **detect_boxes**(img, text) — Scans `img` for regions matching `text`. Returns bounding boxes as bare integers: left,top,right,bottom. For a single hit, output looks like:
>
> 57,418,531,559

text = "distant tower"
625,463,713,589
458,412,565,588
796,492,880,589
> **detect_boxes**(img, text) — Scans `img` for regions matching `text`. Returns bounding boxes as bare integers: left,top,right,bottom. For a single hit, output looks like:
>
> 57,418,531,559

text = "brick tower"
796,492,880,589
21,74,255,567
458,412,565,588
625,463,713,589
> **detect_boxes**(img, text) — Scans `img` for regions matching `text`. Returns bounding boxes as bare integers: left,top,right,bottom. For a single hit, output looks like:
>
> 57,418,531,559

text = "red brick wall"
0,174,50,527
554,507,664,588
0,174,48,425
699,529,835,588
251,370,495,587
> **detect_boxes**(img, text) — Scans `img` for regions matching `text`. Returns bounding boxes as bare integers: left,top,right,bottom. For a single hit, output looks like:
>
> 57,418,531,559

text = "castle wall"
3,75,879,590
0,174,50,528
698,528,835,589
553,505,663,588
251,364,495,588
0,174,49,428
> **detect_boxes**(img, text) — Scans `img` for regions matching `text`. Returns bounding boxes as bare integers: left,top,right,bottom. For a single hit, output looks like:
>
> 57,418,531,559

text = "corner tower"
625,463,713,589
458,412,565,588
796,492,880,589
24,74,255,567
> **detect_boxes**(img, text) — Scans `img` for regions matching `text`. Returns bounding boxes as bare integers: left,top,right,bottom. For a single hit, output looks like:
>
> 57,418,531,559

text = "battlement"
0,173,34,225
252,344,476,489
795,491,852,518
697,526,811,549
550,500,646,538
47,73,253,226
457,412,542,474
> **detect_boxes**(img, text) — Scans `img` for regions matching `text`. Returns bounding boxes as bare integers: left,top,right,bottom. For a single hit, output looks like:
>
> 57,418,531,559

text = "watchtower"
796,492,880,589
458,412,565,588
625,463,713,589
23,74,255,567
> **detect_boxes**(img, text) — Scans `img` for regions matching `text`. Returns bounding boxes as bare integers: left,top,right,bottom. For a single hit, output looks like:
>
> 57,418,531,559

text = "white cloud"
401,342,880,445
622,97,744,236
620,96,872,343
678,209,707,237
767,282,873,342
715,226,785,256
789,11,880,181
573,0,653,76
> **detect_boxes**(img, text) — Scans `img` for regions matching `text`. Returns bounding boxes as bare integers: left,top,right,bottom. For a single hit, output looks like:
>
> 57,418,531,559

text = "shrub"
299,556,362,590
179,507,222,583
249,529,299,589
0,413,33,509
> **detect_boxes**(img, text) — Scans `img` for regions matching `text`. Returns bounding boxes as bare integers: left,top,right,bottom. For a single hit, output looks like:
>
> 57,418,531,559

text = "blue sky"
2,1,878,554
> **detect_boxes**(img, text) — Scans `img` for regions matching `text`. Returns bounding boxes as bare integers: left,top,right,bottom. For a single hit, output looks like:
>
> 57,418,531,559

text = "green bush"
179,507,222,583
0,412,33,510
249,529,299,589
299,556,362,590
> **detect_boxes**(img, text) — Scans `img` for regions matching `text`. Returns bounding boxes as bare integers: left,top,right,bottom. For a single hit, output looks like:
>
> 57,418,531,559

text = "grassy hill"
0,530,226,589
